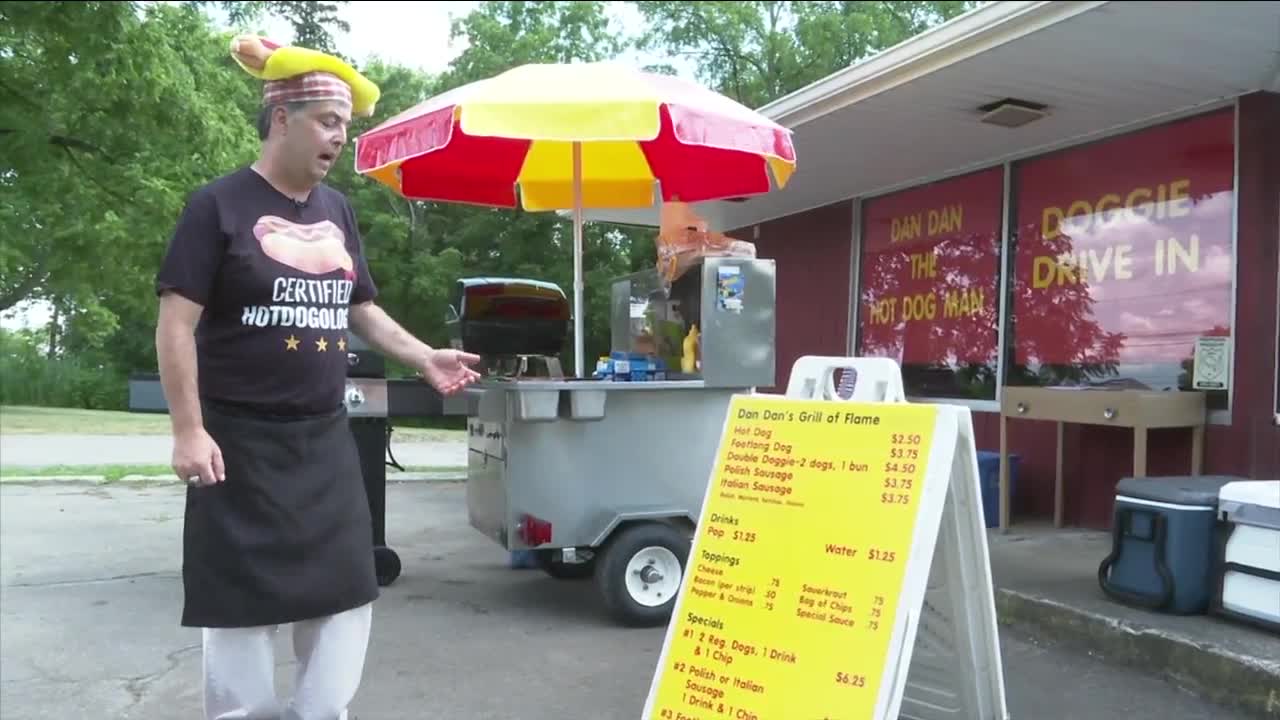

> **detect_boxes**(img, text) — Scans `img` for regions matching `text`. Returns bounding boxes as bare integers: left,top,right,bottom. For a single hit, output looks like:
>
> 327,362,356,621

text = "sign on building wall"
856,167,1004,392
1010,108,1235,399
853,108,1236,404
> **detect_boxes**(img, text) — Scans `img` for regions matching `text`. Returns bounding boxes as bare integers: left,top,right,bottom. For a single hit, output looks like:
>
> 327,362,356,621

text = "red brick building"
594,1,1280,529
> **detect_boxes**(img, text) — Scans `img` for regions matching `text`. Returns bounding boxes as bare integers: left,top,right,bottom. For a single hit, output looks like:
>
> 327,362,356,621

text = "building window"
1007,109,1236,411
855,166,1004,400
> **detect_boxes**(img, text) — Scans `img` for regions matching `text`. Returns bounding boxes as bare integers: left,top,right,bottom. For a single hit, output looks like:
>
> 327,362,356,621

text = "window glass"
856,167,1004,400
1008,109,1235,410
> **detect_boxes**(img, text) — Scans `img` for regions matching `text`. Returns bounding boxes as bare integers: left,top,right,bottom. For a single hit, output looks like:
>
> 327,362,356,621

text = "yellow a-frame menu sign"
643,356,1009,720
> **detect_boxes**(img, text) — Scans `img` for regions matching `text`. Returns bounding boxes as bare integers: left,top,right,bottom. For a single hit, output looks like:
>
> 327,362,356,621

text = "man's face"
277,100,353,183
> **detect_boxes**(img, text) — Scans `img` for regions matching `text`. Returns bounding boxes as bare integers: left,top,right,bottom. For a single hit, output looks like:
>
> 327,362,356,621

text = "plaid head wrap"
230,35,380,117
263,71,353,108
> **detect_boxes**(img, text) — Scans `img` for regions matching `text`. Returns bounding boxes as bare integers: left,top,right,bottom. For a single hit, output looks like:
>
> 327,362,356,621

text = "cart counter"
475,377,710,421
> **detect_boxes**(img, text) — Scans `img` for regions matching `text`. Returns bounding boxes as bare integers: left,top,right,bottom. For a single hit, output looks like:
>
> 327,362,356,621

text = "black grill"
446,277,570,358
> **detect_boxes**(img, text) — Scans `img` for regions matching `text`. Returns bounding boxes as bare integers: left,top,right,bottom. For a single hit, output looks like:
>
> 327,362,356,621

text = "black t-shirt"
156,167,377,417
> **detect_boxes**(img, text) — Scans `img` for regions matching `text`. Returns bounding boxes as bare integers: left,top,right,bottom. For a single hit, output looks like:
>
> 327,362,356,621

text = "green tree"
187,0,352,56
0,1,355,405
631,1,981,108
0,1,260,334
441,0,625,85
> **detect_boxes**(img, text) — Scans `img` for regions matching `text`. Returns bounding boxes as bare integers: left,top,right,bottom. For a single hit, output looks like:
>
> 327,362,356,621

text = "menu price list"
649,613,797,720
646,398,937,720
715,412,927,512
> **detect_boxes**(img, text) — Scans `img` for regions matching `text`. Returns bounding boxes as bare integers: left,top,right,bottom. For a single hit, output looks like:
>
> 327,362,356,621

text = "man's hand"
421,348,482,396
173,427,225,487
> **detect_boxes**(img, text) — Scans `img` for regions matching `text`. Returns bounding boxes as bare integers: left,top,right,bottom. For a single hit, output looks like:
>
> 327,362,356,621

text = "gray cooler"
1210,480,1280,633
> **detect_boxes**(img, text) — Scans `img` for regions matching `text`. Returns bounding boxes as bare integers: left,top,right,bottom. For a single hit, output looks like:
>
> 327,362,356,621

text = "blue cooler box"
1097,476,1236,614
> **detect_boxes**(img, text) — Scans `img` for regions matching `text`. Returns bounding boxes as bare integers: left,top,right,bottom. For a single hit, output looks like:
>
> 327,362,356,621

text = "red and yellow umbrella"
354,62,796,210
353,61,798,375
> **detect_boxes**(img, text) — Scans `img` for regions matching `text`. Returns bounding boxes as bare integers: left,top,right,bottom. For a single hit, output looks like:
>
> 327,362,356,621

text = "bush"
0,330,128,410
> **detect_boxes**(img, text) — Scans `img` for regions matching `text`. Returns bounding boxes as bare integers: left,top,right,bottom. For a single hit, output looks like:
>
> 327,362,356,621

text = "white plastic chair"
784,356,907,403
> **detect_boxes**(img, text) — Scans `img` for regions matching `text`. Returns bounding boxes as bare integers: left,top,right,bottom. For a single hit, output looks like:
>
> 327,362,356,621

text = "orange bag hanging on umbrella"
654,201,756,289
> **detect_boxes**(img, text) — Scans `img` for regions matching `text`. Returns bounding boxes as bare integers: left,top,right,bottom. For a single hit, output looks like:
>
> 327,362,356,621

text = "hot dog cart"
452,255,777,627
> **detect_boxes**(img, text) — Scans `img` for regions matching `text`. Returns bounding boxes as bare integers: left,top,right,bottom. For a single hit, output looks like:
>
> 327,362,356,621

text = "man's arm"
156,291,224,485
156,291,205,436
342,199,478,393
348,300,435,369
153,186,226,486
348,301,481,395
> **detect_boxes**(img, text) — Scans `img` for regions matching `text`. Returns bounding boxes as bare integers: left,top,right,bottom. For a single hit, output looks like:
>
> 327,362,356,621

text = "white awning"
584,0,1280,231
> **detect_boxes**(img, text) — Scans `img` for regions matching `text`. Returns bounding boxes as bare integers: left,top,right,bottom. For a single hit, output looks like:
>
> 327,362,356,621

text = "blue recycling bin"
1097,476,1236,614
976,451,1019,529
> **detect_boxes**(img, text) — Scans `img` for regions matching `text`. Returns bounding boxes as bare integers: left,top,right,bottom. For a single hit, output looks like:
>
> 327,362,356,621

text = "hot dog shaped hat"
230,35,380,117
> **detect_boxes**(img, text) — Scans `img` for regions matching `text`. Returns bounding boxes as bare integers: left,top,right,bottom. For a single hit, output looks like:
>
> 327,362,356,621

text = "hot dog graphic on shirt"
240,215,358,343
253,215,355,281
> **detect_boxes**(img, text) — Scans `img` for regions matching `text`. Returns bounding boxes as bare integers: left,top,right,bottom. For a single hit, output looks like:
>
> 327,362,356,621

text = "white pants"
202,602,372,720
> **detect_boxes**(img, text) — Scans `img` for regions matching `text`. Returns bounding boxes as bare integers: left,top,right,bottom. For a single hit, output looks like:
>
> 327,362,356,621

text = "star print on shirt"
284,335,300,351
316,337,329,352
338,336,347,351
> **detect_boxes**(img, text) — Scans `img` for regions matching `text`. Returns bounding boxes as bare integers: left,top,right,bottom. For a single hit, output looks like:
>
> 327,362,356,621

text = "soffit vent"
977,98,1049,128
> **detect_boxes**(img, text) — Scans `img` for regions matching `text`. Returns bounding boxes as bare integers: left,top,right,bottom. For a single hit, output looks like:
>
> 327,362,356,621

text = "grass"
0,463,467,482
0,464,177,482
0,405,464,442
1,406,174,435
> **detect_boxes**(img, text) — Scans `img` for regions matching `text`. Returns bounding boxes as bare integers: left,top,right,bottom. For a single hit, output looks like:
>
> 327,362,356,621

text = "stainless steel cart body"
466,380,738,550
456,256,777,626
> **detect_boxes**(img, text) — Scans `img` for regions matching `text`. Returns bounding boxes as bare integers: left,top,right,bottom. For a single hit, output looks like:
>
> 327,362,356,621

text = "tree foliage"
3,0,974,408
195,0,352,55
631,1,981,107
1,1,262,377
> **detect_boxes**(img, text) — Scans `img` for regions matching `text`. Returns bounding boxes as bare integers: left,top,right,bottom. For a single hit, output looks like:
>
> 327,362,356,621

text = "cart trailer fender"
588,507,697,548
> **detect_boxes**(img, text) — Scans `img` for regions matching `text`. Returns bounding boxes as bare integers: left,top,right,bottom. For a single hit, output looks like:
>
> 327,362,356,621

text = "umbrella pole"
572,141,585,378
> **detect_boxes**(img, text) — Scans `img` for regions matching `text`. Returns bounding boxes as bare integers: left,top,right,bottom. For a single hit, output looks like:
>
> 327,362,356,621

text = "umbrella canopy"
353,61,798,376
354,61,796,210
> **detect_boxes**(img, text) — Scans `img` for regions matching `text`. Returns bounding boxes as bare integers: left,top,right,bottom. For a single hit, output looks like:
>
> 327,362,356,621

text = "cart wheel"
596,522,689,627
536,550,596,580
375,546,401,587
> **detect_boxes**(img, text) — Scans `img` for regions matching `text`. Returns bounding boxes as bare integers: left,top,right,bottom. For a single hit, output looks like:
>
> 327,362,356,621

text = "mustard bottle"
681,324,700,374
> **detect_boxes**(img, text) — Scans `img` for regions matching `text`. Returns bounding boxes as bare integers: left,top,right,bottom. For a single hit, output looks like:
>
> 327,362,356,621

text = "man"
154,36,480,719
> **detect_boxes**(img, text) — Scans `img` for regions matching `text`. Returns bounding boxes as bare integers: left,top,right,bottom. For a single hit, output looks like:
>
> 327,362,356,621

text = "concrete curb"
388,472,466,483
996,588,1280,719
0,475,106,485
0,471,466,486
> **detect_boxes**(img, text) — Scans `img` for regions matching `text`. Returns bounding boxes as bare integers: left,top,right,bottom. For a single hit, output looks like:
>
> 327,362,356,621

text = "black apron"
181,399,380,628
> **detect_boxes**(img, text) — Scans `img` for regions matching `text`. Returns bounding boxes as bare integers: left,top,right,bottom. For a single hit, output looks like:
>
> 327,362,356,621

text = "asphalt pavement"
0,480,1255,720
0,433,465,469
